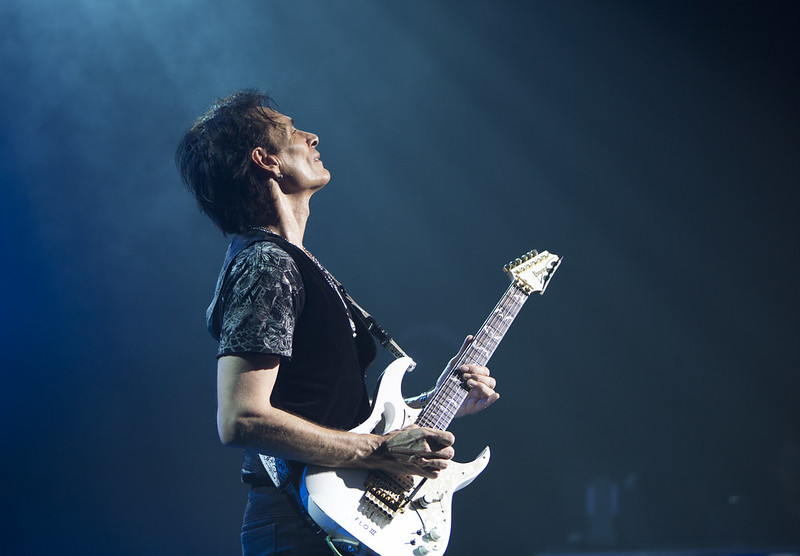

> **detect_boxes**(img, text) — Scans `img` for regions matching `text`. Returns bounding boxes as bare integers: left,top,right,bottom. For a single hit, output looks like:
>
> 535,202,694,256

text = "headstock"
503,250,562,295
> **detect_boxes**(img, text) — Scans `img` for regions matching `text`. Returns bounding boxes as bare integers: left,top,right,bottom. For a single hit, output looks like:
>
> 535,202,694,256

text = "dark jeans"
241,486,332,556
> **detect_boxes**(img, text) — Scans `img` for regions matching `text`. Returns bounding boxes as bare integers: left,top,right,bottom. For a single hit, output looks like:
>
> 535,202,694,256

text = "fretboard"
415,282,530,431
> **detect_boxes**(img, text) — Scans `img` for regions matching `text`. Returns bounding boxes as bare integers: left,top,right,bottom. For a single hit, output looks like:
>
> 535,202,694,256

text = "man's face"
269,111,330,192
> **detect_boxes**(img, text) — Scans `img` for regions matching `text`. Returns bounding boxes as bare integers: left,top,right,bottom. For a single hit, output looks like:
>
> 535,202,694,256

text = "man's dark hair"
175,89,285,235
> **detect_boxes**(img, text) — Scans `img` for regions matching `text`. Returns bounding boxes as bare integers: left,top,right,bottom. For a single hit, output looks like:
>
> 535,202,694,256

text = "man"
176,90,499,555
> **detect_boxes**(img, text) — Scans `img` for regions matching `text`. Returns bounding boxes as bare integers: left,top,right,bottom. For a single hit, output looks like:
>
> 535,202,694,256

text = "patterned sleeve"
217,242,304,359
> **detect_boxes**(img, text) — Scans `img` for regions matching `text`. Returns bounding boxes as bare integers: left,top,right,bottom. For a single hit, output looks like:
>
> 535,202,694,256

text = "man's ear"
251,147,281,180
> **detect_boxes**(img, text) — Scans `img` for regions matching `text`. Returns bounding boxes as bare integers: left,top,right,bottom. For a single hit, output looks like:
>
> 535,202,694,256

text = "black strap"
336,282,409,360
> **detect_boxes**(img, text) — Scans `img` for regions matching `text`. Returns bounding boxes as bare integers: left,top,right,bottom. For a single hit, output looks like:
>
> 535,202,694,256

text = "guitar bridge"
358,471,414,524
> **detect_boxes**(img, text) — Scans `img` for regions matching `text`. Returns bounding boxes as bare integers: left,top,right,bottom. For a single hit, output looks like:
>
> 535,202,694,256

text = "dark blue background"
1,1,798,554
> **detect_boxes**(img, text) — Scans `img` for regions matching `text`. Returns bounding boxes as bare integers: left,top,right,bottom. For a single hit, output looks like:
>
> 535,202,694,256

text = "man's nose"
305,131,319,147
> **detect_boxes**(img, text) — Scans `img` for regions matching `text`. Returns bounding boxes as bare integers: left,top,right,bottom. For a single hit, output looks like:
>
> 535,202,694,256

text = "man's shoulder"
235,238,299,274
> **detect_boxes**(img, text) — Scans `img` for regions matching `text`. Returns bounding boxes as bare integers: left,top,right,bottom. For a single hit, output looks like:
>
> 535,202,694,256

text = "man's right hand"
369,425,455,479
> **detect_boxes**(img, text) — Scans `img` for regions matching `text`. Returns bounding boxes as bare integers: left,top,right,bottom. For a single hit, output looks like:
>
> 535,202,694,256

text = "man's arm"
217,353,455,479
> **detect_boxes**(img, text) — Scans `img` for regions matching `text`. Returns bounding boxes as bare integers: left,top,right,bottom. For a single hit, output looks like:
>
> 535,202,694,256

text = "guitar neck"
416,282,530,430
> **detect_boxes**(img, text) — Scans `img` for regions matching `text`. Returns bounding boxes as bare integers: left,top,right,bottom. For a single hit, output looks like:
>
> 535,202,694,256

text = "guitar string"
421,286,525,429
421,286,523,429
434,286,527,429
418,284,529,430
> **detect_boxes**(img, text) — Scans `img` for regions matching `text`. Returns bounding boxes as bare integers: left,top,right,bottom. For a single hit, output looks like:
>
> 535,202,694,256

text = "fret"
416,282,530,431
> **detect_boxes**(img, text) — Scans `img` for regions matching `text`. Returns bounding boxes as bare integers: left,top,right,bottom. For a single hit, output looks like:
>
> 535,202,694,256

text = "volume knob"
426,528,442,542
414,493,435,509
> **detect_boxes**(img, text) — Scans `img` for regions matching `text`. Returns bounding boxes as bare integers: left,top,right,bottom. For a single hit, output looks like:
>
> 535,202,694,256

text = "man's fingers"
462,373,497,390
412,456,450,479
425,445,455,460
428,428,455,448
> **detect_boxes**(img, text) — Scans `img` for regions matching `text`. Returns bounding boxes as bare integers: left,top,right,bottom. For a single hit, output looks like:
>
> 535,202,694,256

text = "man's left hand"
437,335,500,418
455,363,499,417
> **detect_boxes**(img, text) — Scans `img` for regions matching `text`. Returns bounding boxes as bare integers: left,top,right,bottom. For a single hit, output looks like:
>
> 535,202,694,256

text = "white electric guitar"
301,250,562,555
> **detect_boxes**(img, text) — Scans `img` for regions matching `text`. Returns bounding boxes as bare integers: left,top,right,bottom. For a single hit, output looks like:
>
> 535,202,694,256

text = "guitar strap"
331,274,410,360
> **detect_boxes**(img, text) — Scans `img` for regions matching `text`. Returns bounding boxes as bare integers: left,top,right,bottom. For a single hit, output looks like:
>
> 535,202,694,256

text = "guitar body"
302,357,490,556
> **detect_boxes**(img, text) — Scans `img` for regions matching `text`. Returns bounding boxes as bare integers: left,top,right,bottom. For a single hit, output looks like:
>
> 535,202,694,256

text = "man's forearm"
220,406,383,468
220,406,455,480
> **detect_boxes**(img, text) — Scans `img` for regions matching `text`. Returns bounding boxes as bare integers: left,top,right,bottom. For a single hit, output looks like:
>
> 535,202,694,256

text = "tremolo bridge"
359,471,418,525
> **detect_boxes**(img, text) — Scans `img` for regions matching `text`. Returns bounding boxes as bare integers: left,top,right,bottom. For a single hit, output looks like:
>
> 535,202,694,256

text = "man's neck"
265,189,312,248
